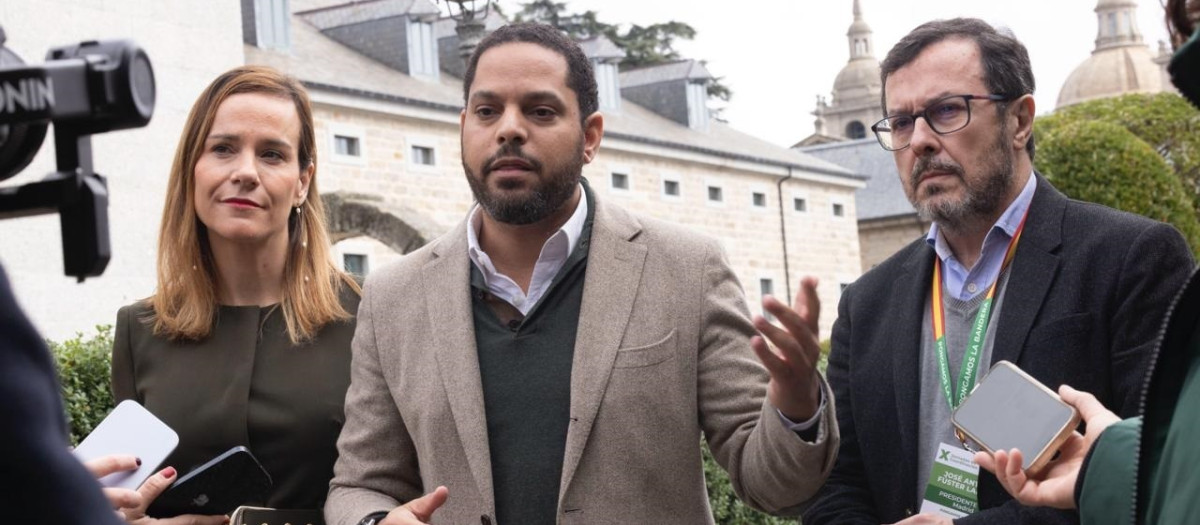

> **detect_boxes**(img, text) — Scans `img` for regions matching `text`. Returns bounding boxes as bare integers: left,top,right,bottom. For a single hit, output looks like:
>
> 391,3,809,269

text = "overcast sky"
491,0,1172,148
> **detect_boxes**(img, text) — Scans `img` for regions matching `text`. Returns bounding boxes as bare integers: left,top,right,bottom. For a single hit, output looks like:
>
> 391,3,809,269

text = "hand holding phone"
72,400,179,490
146,445,272,518
951,361,1080,474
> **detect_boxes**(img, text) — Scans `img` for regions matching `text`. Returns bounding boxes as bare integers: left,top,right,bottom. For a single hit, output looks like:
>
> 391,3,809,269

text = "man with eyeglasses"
803,17,1194,525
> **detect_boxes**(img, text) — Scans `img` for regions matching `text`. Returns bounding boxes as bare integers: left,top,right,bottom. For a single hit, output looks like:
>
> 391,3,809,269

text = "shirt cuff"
776,387,826,440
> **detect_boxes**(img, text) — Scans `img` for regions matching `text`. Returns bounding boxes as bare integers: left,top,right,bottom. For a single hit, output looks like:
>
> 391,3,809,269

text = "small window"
845,121,866,140
793,197,808,212
663,179,680,197
334,135,360,157
411,145,435,166
708,186,723,202
611,172,630,190
343,253,368,276
752,192,767,208
832,202,845,217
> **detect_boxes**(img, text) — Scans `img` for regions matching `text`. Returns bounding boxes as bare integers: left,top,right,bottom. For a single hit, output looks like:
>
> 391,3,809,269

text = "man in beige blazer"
326,22,838,525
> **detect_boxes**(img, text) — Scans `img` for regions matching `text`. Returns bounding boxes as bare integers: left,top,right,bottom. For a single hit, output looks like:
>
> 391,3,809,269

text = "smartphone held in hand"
951,361,1080,473
72,400,179,490
146,445,272,518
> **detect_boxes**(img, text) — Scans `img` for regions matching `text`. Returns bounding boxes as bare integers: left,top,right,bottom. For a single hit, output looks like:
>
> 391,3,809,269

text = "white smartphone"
72,400,179,489
951,361,1080,473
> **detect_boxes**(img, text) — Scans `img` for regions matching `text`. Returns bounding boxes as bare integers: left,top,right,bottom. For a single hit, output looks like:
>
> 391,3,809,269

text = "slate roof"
578,35,625,61
247,10,464,109
796,138,915,220
245,10,861,180
620,59,713,87
297,0,438,29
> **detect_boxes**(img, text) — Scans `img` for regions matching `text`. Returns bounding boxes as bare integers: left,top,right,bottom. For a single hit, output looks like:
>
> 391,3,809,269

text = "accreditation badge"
918,442,980,518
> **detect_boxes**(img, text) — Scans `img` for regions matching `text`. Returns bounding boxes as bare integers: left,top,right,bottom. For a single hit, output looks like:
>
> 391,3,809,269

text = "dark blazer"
803,176,1195,525
112,287,359,509
0,265,124,525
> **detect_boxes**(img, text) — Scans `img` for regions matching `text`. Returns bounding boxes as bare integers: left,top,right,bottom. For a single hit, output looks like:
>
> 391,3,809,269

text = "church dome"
1056,0,1168,108
1057,41,1164,108
833,57,881,105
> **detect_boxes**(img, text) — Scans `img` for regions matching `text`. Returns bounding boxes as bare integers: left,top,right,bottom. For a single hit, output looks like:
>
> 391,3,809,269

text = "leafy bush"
48,325,115,445
1035,120,1200,254
1039,93,1200,217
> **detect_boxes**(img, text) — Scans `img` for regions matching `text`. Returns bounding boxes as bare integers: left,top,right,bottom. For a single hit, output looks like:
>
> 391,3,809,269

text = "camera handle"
0,127,110,282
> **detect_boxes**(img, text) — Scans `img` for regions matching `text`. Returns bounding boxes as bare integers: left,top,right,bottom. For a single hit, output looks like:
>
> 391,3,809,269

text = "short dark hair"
462,22,599,124
880,18,1036,159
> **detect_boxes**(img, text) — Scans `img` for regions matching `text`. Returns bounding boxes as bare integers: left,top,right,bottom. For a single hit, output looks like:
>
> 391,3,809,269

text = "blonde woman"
110,66,360,520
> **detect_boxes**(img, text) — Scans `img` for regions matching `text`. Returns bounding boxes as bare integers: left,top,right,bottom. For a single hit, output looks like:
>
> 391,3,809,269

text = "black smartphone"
950,361,1080,474
146,446,273,517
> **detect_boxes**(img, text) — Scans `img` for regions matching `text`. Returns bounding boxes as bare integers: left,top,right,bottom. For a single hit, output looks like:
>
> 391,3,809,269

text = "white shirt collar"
466,184,588,310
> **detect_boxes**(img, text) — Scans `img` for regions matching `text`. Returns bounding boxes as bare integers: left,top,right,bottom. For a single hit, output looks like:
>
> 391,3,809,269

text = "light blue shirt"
926,174,1037,301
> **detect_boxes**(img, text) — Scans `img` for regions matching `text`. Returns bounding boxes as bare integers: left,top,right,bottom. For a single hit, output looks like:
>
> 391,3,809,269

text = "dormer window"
595,61,621,112
246,0,291,51
686,81,709,131
407,18,439,80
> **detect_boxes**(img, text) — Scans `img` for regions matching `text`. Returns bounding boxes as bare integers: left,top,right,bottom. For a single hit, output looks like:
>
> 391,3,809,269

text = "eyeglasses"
871,94,1013,151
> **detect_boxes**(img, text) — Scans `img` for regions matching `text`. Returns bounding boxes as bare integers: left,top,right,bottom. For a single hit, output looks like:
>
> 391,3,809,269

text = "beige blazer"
326,196,838,525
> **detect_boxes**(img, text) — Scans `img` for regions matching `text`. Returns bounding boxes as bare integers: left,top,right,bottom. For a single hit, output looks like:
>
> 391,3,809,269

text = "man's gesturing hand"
751,275,823,422
382,486,449,525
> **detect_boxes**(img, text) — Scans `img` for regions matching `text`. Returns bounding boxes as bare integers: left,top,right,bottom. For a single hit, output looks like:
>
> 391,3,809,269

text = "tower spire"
847,0,874,60
1094,0,1143,51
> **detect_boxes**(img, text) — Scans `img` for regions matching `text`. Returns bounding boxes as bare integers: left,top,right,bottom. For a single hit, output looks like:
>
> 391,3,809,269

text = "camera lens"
129,50,154,119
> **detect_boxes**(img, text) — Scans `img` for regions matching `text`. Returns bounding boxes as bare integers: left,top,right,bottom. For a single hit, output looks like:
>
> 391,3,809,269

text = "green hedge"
1035,119,1200,254
49,326,825,523
48,325,116,445
1038,93,1200,237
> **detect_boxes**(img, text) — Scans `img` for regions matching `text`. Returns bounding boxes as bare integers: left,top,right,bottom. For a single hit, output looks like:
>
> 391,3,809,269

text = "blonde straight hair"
151,65,359,344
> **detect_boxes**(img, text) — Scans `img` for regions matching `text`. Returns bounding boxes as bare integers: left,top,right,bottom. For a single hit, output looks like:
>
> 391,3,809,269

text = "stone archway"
322,191,440,255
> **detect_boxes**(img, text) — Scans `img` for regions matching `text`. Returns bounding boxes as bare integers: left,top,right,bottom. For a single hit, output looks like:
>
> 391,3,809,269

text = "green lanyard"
930,210,1029,411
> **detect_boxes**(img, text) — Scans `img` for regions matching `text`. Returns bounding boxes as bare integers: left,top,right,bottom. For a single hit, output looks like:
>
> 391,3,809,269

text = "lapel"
424,220,495,512
991,175,1065,365
558,197,647,497
889,241,936,491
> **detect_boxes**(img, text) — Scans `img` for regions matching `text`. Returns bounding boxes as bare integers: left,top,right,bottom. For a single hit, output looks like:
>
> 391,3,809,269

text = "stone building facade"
264,0,866,336
1,0,865,340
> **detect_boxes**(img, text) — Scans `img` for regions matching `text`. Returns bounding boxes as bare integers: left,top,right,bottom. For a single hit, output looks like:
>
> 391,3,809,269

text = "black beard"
464,141,584,225
909,128,1014,233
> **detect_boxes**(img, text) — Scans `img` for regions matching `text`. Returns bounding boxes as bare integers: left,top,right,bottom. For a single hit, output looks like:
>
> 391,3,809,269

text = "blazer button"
480,515,492,525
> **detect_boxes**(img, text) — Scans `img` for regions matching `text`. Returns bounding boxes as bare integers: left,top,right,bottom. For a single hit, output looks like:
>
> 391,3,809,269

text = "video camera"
0,25,154,282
